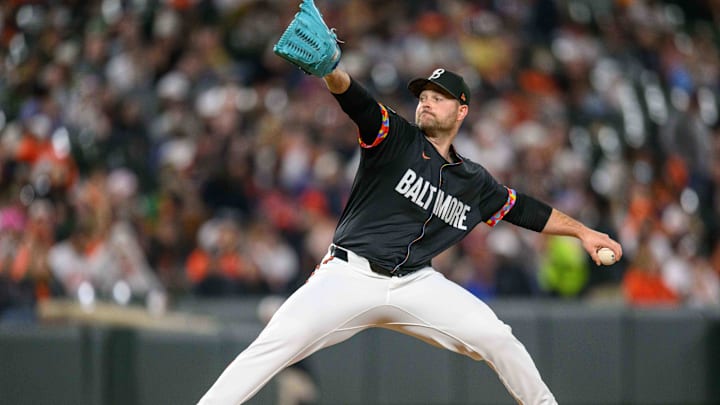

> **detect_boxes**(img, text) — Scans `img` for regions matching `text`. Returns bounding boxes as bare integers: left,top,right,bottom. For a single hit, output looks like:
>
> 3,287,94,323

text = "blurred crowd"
1,0,720,321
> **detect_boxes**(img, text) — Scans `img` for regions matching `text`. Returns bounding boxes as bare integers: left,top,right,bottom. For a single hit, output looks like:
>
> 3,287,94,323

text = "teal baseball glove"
273,0,342,77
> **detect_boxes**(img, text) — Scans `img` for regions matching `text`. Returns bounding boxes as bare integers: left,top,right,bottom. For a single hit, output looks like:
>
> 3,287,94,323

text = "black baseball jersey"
332,79,519,273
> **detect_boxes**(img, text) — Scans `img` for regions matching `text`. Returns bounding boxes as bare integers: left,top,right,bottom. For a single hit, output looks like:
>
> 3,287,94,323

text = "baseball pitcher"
198,1,622,404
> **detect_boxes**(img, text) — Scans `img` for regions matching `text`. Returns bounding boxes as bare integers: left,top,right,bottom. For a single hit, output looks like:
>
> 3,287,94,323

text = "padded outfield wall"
1,299,719,405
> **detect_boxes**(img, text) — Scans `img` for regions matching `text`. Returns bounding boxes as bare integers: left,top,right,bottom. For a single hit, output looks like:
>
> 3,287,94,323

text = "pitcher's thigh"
390,272,515,356
263,261,387,345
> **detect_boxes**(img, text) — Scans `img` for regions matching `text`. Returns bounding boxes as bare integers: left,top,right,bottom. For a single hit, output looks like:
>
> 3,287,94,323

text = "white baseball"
597,248,616,265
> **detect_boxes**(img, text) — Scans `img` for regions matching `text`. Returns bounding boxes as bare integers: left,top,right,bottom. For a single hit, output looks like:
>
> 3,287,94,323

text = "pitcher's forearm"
541,209,588,238
542,208,623,265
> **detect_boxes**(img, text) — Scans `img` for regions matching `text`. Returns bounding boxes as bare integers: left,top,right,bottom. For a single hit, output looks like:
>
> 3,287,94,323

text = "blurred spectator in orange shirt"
622,242,678,307
14,114,78,199
186,218,264,296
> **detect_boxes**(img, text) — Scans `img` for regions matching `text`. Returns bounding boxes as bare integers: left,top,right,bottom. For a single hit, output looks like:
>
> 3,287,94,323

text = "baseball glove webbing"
273,0,342,77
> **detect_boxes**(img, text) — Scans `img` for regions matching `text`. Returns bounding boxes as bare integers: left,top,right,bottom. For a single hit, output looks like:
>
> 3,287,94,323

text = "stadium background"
1,0,720,404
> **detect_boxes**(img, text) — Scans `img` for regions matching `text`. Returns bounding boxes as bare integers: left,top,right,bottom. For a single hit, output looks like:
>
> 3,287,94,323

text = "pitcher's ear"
457,104,469,121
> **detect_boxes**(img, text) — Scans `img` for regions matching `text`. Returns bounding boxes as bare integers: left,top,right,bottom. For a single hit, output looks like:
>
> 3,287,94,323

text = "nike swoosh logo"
422,151,431,160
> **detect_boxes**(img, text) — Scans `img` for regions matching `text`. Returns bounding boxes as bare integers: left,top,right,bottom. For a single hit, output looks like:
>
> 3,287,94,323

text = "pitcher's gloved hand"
273,0,342,77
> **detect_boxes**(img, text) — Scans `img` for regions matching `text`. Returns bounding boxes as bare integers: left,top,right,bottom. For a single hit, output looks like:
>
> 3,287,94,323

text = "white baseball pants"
198,245,556,405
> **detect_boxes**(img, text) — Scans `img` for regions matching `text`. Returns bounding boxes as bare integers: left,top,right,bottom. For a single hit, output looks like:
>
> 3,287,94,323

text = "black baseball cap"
408,68,470,105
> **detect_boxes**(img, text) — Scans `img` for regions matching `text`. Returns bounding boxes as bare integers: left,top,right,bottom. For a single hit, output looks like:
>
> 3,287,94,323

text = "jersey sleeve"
484,187,517,227
333,77,416,166
475,170,552,232
503,192,552,232
476,175,517,227
332,78,386,146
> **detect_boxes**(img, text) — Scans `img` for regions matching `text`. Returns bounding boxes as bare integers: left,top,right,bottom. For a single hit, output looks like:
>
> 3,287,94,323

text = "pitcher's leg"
387,270,556,405
197,261,385,405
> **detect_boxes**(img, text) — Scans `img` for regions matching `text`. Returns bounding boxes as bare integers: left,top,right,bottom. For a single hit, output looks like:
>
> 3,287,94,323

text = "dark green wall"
1,301,718,405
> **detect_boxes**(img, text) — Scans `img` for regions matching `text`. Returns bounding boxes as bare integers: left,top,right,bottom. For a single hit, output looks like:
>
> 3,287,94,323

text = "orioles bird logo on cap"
460,93,466,102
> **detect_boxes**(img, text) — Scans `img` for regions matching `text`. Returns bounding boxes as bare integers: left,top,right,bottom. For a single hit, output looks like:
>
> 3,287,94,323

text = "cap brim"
408,78,458,102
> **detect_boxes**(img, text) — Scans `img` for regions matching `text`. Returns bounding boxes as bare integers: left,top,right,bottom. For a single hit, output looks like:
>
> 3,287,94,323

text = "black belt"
330,245,416,278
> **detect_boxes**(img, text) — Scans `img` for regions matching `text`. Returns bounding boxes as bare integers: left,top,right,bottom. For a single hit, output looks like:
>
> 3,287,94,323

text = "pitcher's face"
415,88,465,136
